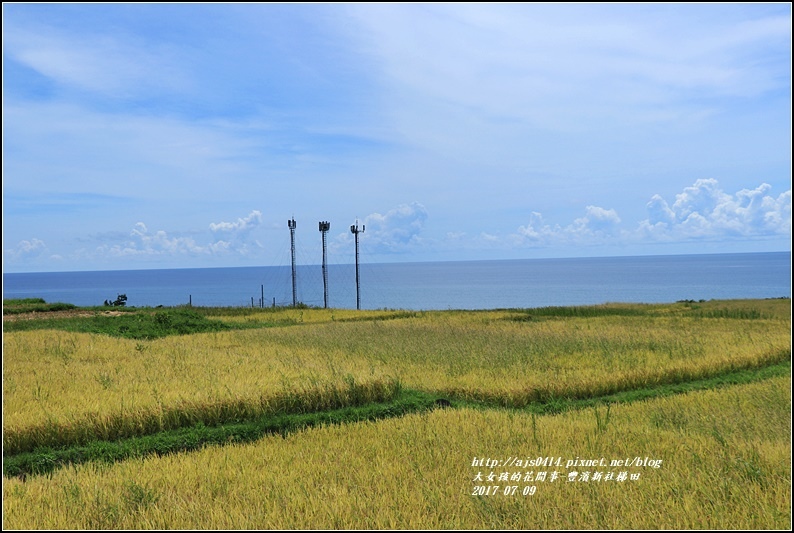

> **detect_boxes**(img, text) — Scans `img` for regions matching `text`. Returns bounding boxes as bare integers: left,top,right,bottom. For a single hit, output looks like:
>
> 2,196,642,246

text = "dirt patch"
3,309,124,322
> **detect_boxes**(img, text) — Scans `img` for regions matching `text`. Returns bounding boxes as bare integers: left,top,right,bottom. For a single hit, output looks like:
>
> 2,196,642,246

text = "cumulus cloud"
4,238,48,261
638,179,791,239
646,194,676,225
671,178,728,219
517,206,622,245
517,212,561,242
515,178,790,249
95,211,266,260
332,202,429,255
362,202,428,251
103,222,208,257
571,206,622,236
209,210,263,233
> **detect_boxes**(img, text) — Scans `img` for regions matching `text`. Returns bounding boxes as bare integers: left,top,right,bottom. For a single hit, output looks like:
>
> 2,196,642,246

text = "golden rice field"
3,300,790,453
2,298,791,529
3,376,790,529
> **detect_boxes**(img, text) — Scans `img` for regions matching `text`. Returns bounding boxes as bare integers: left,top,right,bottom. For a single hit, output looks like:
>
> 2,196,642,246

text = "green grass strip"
3,390,445,479
2,309,262,340
2,299,78,315
2,307,420,338
4,360,789,480
456,358,791,415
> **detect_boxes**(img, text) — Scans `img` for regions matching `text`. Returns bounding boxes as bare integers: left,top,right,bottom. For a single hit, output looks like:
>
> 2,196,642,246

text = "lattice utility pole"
350,220,365,310
319,221,330,309
288,217,297,307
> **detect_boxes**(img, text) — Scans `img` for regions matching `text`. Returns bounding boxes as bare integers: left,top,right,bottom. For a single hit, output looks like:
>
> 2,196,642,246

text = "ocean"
2,252,790,311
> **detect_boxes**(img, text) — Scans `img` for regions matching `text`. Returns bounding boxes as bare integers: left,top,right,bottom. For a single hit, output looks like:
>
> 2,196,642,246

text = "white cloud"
761,190,793,234
646,194,676,225
4,238,48,261
571,206,622,237
346,3,791,136
638,179,791,240
515,179,791,249
331,202,429,255
209,210,263,233
92,211,266,261
670,178,729,219
4,24,190,98
2,102,262,202
361,202,428,253
103,223,207,258
3,6,789,270
517,212,561,243
516,206,622,245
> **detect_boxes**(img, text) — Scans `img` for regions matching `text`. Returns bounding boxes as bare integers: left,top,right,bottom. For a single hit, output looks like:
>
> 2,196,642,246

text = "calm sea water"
2,252,790,311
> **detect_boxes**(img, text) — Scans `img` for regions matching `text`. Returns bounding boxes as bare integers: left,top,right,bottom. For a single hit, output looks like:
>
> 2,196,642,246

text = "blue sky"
3,3,791,273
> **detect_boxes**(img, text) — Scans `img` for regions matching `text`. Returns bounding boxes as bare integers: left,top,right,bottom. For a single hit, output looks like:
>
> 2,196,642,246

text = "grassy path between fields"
4,358,789,480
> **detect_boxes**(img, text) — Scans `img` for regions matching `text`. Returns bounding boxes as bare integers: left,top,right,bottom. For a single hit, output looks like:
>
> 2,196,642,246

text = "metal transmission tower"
319,221,330,309
288,217,297,307
350,220,365,310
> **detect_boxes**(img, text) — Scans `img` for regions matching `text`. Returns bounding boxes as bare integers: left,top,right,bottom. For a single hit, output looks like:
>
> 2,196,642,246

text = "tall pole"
319,221,330,309
350,220,365,310
288,217,297,307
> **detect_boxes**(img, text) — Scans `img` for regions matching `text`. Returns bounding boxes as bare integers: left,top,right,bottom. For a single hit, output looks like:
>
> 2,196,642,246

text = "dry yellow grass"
2,329,400,453
3,301,790,452
3,376,789,529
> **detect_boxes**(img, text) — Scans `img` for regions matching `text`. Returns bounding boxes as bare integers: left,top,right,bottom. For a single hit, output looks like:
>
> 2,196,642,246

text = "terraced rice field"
3,298,791,529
